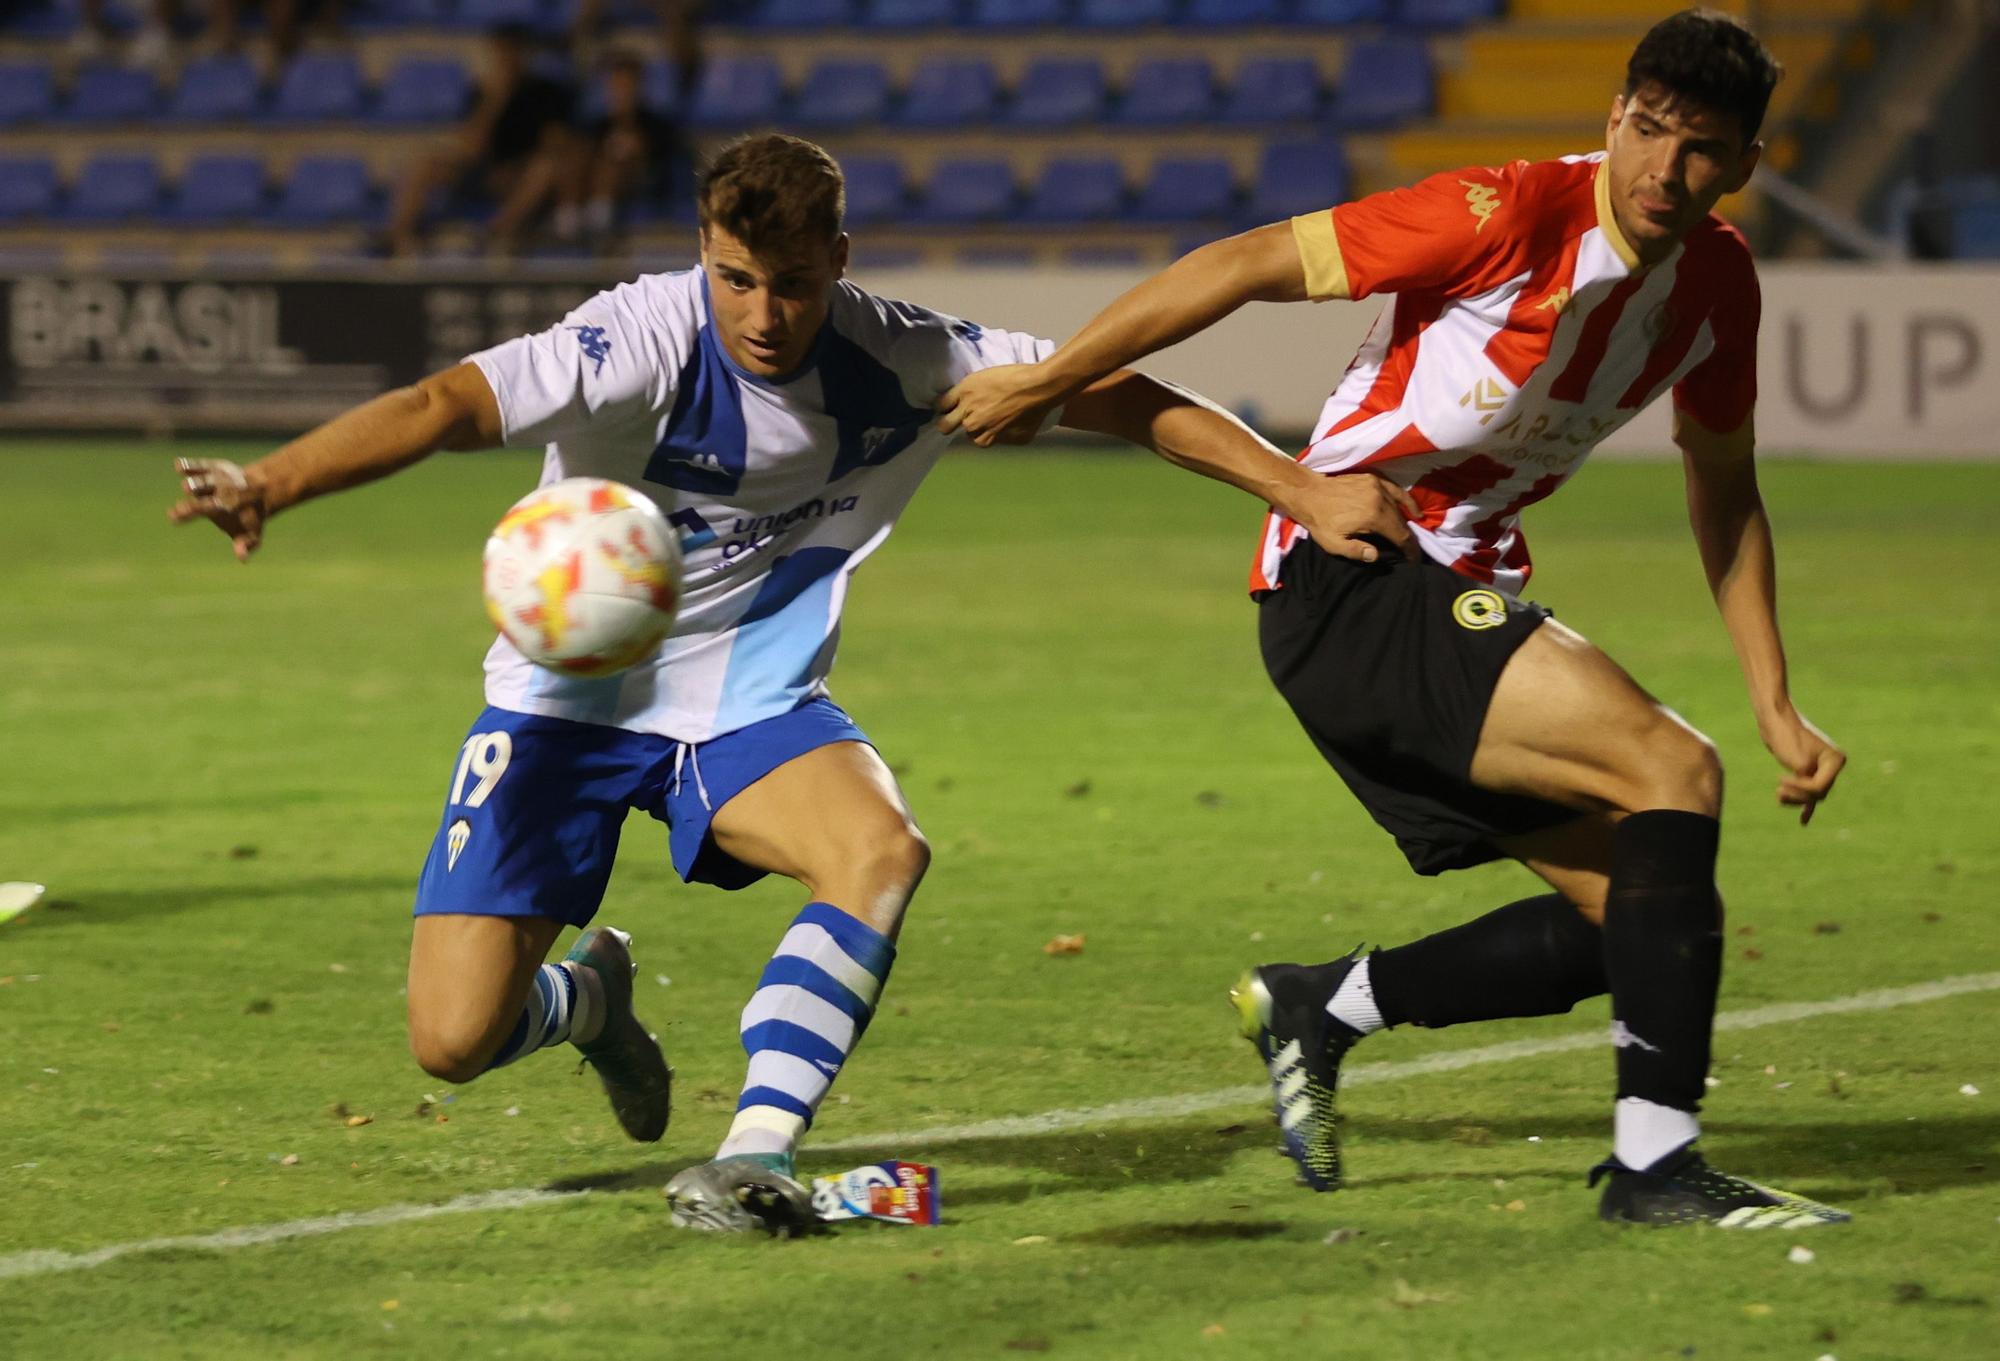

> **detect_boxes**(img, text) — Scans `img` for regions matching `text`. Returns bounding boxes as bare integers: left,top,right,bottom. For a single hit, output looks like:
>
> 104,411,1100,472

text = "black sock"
1368,893,1607,1029
1602,810,1723,1113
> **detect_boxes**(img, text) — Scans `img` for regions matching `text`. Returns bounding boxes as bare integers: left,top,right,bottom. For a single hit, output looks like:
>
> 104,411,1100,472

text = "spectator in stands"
570,0,704,88
382,25,582,259
210,0,345,72
72,0,183,70
554,50,687,252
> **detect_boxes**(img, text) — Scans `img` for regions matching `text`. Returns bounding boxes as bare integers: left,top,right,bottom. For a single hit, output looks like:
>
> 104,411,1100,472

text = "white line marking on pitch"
3,970,1994,1282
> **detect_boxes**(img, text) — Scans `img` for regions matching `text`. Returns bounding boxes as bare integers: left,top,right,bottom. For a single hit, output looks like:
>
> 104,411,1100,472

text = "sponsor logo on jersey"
1451,589,1508,630
570,325,613,375
1460,180,1501,233
1459,376,1509,424
446,819,471,872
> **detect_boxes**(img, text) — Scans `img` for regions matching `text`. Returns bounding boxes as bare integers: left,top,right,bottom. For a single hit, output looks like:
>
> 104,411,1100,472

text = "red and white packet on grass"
810,1160,940,1226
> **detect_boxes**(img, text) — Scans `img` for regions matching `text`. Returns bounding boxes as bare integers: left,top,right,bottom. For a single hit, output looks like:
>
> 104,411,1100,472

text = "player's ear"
1725,139,1763,194
1606,93,1626,151
831,232,850,282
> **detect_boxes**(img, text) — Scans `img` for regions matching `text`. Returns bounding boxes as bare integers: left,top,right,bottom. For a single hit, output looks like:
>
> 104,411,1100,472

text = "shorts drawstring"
671,742,713,811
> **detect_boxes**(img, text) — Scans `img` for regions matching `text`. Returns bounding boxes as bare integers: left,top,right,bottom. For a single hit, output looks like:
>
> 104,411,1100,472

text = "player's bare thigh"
706,740,931,939
1469,618,1723,818
407,913,566,1083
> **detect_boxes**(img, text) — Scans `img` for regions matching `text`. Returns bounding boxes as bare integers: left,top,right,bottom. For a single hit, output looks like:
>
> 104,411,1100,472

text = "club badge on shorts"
1452,589,1508,631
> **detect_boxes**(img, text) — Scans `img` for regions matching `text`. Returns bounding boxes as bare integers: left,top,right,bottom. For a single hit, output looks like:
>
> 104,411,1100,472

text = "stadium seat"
63,154,163,223
1331,38,1432,127
756,0,855,24
791,59,890,129
167,54,261,122
1218,55,1321,124
1397,0,1502,25
1246,140,1348,221
1075,0,1174,25
271,53,367,122
1113,58,1215,126
859,0,958,26
0,158,60,222
0,63,56,127
166,154,267,224
841,155,908,226
1021,157,1125,224
640,58,685,114
968,0,1068,24
63,63,159,123
894,57,999,127
375,56,472,123
456,0,549,26
686,56,784,129
1290,0,1388,22
1183,0,1283,23
0,2,75,38
269,155,374,225
1129,155,1235,221
1002,58,1106,129
346,0,454,29
1954,203,2000,260
912,157,1016,223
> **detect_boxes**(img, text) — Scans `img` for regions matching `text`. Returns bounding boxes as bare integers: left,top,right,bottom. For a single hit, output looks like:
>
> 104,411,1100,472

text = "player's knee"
1623,721,1723,817
863,824,931,898
407,1016,498,1085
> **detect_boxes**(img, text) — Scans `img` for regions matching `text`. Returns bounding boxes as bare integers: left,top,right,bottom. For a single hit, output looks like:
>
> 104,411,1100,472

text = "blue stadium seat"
1003,58,1105,129
969,0,1068,24
1021,158,1125,224
894,57,998,127
1331,38,1431,127
1290,0,1388,21
686,56,784,128
1246,140,1348,221
1397,0,1501,25
0,2,76,38
1114,58,1215,126
166,154,267,224
1955,203,2000,260
1075,0,1174,25
269,155,374,225
347,0,454,29
639,58,686,115
1218,55,1321,124
271,53,366,122
859,0,958,26
913,157,1016,223
375,56,471,123
1129,155,1235,221
0,158,59,222
167,54,261,122
842,155,908,226
1184,0,1282,23
63,154,163,222
456,0,549,26
0,64,56,126
64,63,158,123
791,59,889,129
756,0,854,24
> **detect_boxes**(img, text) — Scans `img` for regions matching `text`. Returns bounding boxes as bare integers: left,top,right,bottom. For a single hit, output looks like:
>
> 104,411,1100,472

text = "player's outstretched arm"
168,362,503,562
1676,407,1846,823
1059,370,1415,564
937,222,1309,447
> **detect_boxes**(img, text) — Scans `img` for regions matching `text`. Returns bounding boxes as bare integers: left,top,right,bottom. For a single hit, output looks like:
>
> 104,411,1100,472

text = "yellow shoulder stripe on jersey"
1290,210,1352,302
1592,159,1642,272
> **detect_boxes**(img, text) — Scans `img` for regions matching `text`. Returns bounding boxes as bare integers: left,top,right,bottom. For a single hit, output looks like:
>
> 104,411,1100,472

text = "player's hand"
1759,707,1846,825
1288,471,1420,565
168,456,269,562
935,365,1060,447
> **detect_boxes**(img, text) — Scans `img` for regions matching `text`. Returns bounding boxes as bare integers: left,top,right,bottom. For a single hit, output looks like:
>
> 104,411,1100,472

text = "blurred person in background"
71,0,183,68
72,0,342,71
209,0,345,71
381,24,581,259
553,50,688,254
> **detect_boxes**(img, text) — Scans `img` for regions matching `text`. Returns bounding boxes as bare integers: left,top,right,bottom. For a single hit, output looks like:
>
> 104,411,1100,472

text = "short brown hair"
697,134,845,254
1626,8,1783,145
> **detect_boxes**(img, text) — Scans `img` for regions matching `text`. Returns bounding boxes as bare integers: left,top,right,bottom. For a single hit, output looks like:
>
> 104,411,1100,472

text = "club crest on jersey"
1452,589,1508,631
1459,179,1501,233
446,818,471,871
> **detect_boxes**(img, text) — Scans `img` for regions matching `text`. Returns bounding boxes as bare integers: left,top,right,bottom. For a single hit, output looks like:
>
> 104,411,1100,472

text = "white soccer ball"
482,477,681,678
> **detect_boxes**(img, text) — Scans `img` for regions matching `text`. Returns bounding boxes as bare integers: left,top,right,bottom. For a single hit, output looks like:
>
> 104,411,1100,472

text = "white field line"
3,970,1995,1283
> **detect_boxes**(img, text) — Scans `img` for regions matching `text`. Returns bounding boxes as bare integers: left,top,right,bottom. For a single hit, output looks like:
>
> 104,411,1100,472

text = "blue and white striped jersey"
467,269,1052,742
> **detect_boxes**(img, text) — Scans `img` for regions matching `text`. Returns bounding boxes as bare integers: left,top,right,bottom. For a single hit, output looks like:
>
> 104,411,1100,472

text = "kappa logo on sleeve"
569,324,613,375
1459,179,1501,234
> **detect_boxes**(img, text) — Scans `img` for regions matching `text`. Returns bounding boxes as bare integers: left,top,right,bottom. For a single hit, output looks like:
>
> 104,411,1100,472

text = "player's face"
1604,85,1761,260
700,225,849,378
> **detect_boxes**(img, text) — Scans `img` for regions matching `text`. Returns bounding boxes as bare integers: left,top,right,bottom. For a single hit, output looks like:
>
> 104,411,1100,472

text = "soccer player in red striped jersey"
940,10,1850,1227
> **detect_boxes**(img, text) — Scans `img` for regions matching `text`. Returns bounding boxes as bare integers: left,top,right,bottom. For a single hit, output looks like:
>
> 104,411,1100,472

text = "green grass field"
1,443,1996,1359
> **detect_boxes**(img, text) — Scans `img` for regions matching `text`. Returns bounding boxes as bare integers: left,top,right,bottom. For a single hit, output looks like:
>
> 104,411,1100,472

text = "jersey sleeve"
466,283,672,447
1672,243,1760,434
858,291,1055,404
1294,163,1525,303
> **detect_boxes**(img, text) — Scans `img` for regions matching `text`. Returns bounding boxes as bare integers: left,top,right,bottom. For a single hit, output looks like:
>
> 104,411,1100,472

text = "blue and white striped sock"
481,962,586,1073
717,902,896,1162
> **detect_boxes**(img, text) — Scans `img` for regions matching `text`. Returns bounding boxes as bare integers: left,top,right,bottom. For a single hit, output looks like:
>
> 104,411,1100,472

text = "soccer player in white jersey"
169,133,1408,1233
941,12,1852,1227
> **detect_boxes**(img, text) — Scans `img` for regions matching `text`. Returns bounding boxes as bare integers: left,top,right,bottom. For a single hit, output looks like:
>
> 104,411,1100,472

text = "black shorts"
1258,540,1578,875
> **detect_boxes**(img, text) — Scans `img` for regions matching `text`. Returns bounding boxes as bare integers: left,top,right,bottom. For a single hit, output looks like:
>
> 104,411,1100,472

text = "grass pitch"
1,443,1996,1359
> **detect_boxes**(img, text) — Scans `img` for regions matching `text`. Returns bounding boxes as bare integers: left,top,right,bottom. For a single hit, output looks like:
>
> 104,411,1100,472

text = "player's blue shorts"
412,697,871,926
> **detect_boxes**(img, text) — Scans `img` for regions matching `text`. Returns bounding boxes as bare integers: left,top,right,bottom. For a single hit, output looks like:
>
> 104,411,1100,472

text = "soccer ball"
482,477,681,678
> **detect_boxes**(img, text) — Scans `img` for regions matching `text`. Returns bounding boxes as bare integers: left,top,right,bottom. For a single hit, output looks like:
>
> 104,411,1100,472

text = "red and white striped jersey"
1251,151,1759,596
